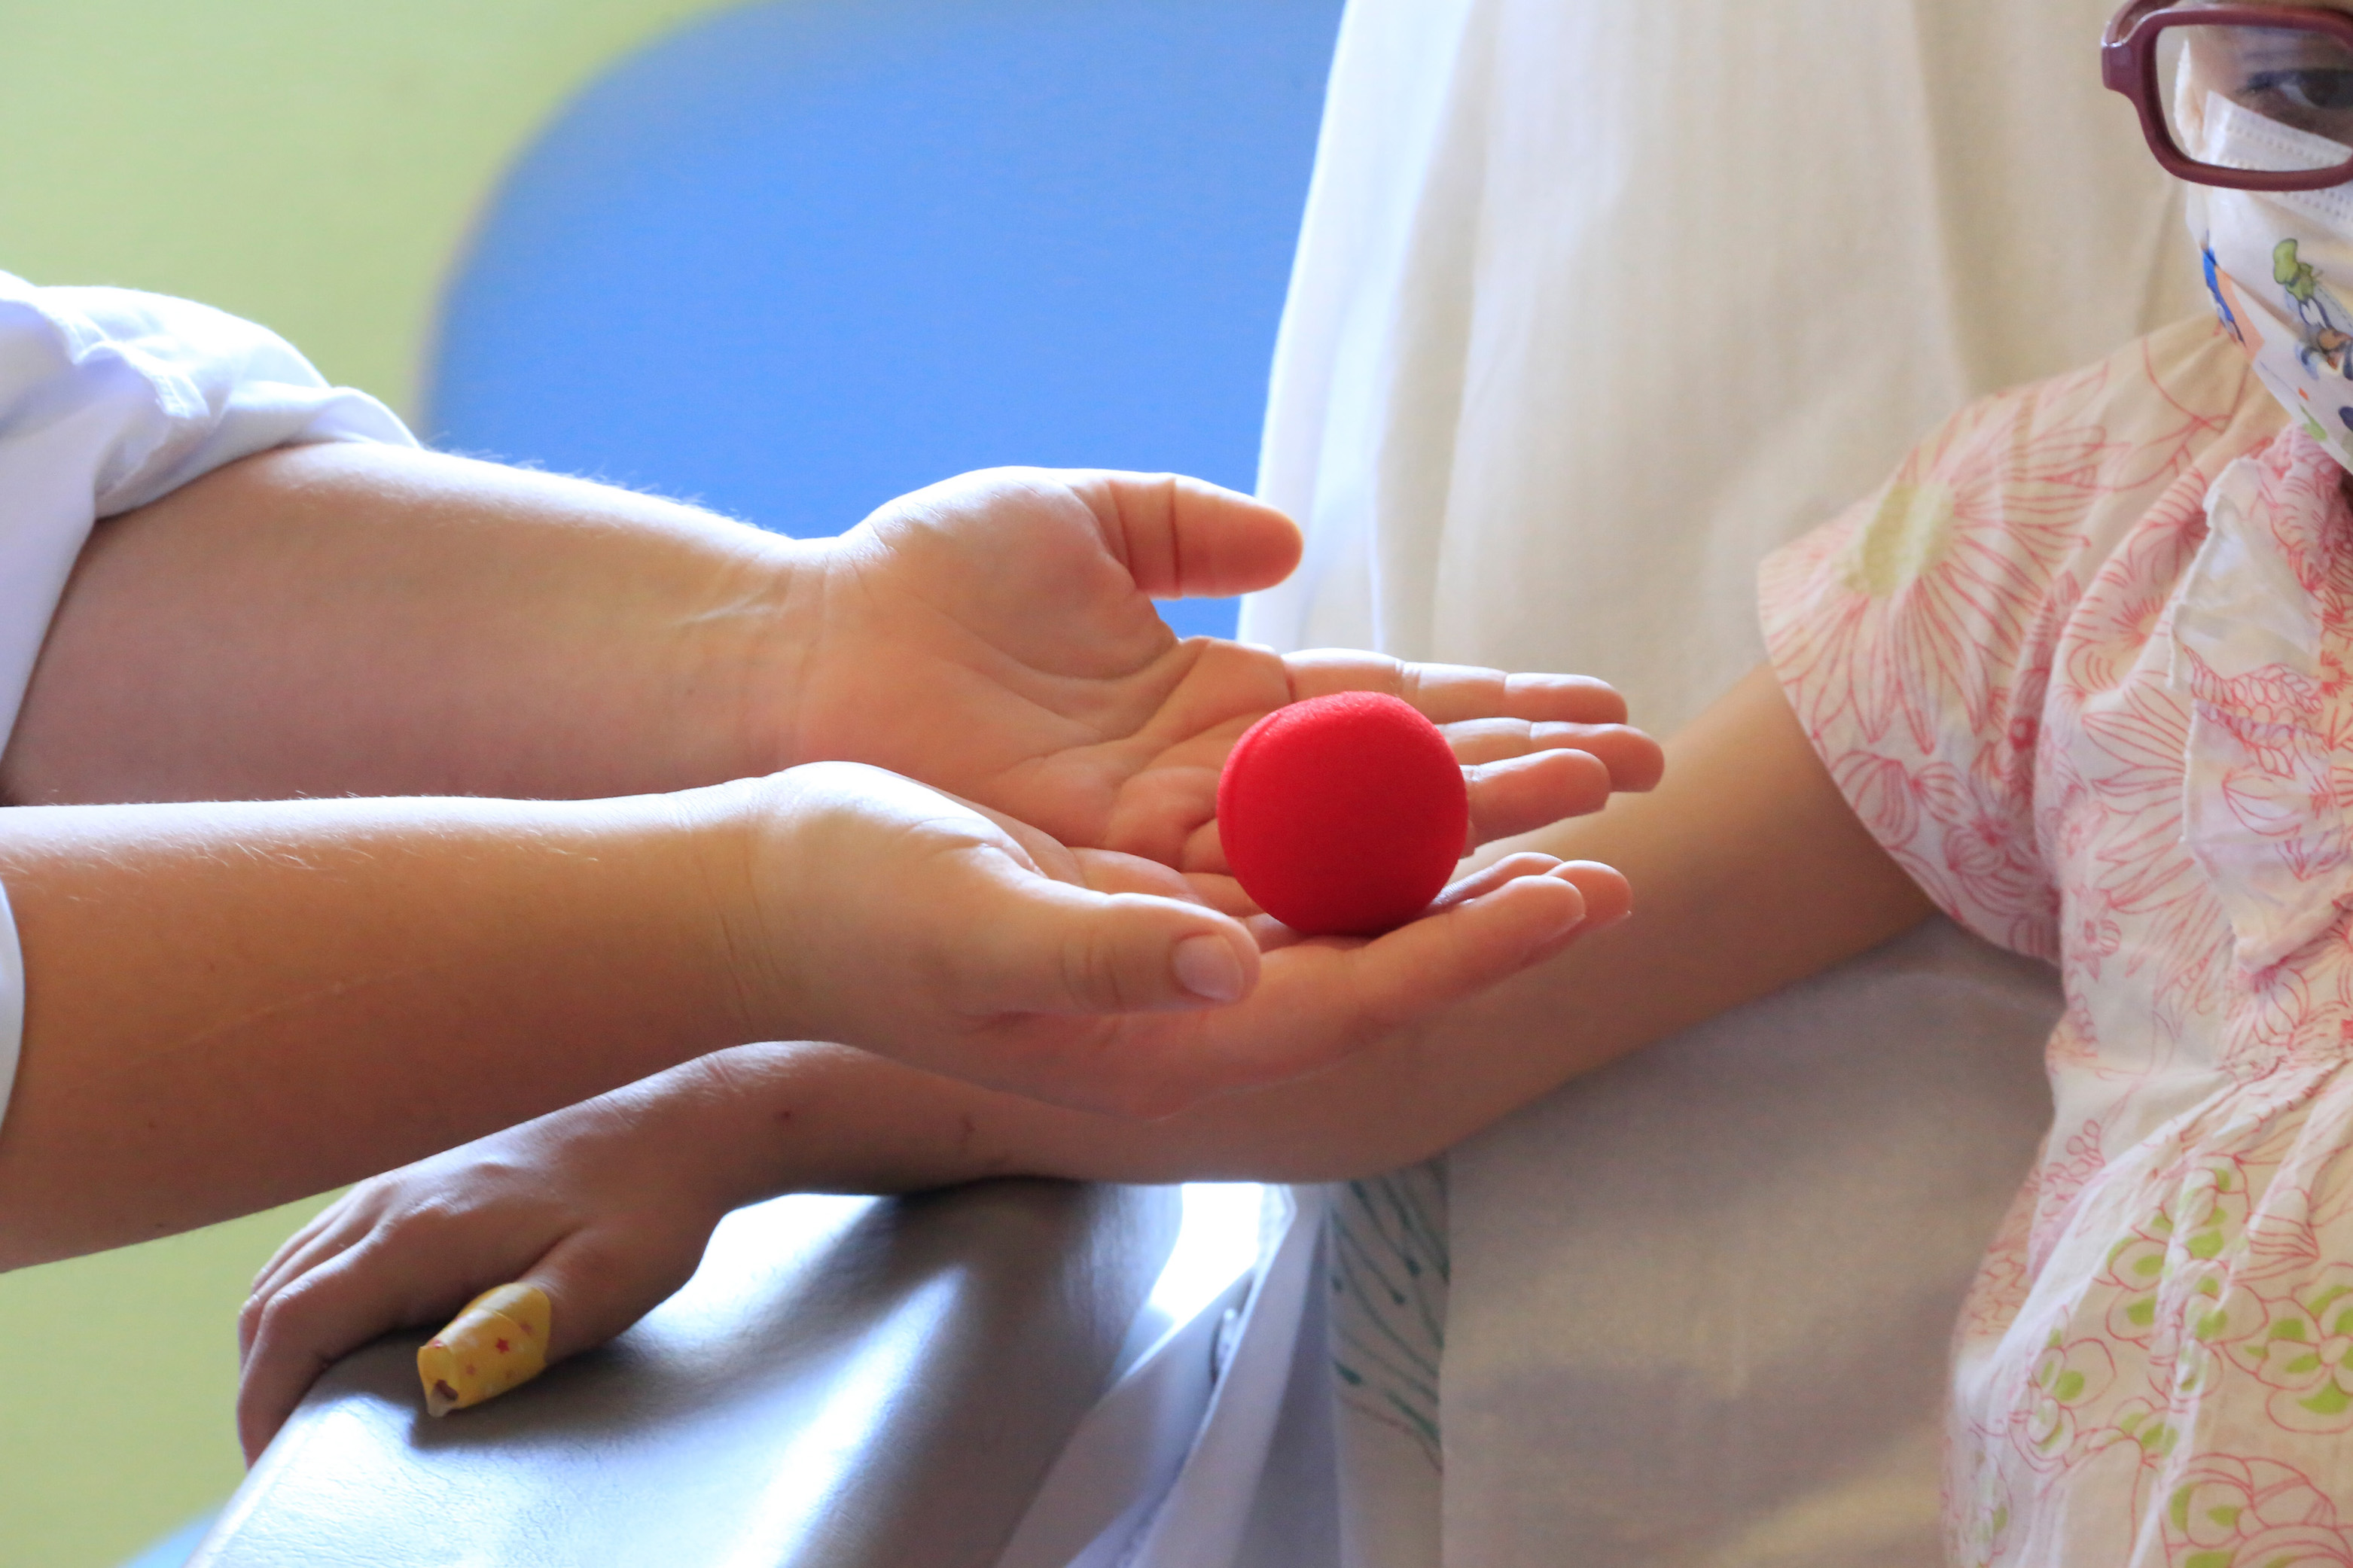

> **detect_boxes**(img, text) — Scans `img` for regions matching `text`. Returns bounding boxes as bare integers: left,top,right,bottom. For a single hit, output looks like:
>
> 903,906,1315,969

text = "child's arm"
4,443,1658,865
0,765,1603,1271
235,664,1934,1454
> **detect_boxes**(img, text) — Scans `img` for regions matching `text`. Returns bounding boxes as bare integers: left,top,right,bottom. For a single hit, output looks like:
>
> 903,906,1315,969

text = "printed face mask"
2185,90,2353,470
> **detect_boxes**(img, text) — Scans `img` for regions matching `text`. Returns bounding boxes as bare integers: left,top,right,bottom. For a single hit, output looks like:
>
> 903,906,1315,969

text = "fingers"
1068,471,1304,600
1432,855,1632,950
1550,859,1634,930
1440,717,1666,791
956,868,1263,1015
238,1231,468,1462
1063,847,1209,904
415,1225,716,1418
511,1224,706,1369
1178,723,1656,876
251,1203,342,1296
1315,858,1628,1034
943,854,1632,1118
238,1210,711,1462
1172,719,1657,878
1285,650,1635,727
416,1283,553,1417
1278,654,1663,808
1096,860,1604,1113
1462,750,1615,849
242,1198,373,1359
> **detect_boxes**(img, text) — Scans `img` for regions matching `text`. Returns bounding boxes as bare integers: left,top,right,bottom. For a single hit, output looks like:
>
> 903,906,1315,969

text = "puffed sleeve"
1757,318,2281,964
1757,373,2097,963
0,271,417,1134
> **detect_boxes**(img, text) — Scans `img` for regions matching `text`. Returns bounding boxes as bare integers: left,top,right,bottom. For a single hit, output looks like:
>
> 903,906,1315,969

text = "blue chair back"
425,0,1344,638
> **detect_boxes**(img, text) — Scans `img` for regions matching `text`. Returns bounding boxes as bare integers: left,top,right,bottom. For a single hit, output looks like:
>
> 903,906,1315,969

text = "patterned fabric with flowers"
1765,313,2353,1565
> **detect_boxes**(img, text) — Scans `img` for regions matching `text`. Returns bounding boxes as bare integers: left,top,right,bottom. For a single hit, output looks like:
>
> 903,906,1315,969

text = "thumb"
957,878,1263,1018
417,1225,708,1418
1072,471,1303,599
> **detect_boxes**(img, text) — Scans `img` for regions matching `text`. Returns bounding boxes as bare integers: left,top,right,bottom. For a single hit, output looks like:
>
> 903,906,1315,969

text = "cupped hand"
767,468,1664,877
729,763,1629,1118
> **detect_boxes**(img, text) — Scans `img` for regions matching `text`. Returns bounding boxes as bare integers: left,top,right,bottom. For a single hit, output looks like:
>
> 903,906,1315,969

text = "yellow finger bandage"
417,1283,552,1417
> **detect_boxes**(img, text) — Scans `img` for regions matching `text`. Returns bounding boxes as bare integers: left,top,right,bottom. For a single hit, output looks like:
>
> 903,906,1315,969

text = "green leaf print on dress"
1328,1160,1447,1469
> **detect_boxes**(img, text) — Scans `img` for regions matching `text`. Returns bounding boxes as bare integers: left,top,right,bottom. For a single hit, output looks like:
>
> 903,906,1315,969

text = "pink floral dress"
1761,313,2353,1566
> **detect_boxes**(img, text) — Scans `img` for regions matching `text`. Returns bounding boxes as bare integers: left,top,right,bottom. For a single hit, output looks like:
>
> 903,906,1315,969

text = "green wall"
0,0,745,416
0,5,739,1563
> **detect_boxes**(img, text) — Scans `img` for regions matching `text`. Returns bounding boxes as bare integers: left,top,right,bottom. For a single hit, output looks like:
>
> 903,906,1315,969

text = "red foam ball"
1216,691,1469,936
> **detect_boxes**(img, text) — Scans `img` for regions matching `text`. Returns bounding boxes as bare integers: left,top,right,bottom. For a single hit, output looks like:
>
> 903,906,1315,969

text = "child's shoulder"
1775,318,2278,613
1812,315,2291,613
1946,314,2284,500
1760,318,2282,963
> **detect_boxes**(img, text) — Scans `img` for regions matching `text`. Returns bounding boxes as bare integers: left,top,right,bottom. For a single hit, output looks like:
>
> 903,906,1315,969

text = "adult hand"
722,762,1629,1116
767,469,1665,881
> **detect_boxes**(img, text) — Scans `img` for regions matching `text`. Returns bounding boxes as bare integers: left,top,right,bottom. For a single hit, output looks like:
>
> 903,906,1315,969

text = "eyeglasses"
2105,1,2353,189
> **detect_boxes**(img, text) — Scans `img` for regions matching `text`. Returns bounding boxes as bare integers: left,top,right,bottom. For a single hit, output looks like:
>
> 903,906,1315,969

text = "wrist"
578,1052,771,1219
712,534,831,776
657,1045,834,1212
665,1041,1037,1204
670,772,807,1046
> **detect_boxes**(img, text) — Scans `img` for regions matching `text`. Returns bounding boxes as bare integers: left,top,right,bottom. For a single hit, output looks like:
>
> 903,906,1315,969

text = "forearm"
615,1041,1264,1207
0,791,751,1267
2,443,817,805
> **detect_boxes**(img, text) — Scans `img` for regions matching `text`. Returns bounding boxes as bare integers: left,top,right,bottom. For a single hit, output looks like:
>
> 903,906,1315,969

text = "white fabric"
1114,1175,1436,1568
995,1185,1272,1568
1117,1186,1340,1568
2176,447,2350,969
0,271,413,1136
1446,923,2054,1563
1181,1,2223,1565
1247,0,2202,736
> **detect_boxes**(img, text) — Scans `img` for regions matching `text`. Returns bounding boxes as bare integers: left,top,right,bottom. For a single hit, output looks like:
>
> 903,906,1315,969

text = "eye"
2248,67,2353,112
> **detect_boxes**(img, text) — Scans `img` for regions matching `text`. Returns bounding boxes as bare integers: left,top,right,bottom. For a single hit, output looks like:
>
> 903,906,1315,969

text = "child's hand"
770,468,1666,872
236,1078,730,1463
718,762,1614,1117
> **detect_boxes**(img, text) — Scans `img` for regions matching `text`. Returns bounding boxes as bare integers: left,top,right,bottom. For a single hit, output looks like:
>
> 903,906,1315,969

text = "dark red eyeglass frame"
2103,0,2353,189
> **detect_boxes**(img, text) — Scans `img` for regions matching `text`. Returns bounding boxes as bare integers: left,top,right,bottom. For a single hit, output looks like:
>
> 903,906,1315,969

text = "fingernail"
1172,933,1245,1003
417,1283,551,1417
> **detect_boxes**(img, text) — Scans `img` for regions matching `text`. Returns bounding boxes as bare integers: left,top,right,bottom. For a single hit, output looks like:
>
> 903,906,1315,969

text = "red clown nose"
1216,691,1470,936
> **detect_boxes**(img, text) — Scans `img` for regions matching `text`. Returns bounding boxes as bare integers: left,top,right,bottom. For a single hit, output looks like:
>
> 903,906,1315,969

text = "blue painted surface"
428,0,1344,640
